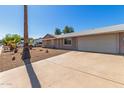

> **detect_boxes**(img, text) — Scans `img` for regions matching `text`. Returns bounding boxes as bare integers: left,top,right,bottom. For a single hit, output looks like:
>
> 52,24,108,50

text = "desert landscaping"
0,47,69,72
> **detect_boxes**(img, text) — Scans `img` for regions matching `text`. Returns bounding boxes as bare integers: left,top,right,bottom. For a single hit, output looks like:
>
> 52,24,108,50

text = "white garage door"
77,34,118,53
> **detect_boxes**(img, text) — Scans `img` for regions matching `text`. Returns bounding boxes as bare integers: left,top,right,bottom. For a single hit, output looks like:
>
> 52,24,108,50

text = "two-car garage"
77,33,119,53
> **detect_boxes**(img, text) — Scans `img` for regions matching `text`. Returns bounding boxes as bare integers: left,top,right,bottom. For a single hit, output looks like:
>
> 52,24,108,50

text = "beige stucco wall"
119,32,124,54
77,33,119,53
42,37,78,50
61,37,78,50
42,33,122,54
42,39,55,48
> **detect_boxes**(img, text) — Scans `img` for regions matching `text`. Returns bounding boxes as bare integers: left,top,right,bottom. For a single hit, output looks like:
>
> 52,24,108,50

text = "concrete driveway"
0,51,124,88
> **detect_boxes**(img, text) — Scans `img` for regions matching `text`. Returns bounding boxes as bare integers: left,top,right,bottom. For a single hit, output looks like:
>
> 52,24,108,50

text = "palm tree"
22,5,31,60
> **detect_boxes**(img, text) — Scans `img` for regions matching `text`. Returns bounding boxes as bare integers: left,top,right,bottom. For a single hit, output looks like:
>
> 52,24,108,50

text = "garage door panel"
77,34,118,53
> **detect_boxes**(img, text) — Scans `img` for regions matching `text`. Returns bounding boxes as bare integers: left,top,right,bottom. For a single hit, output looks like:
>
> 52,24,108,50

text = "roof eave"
56,30,124,39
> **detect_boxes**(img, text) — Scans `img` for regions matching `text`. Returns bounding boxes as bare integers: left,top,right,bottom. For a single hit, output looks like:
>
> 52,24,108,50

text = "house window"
63,38,72,46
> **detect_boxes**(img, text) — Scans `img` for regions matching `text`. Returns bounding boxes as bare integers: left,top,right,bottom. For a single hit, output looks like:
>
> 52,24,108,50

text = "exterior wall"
77,33,119,53
61,37,78,50
119,32,124,54
42,39,55,48
116,33,120,53
55,39,62,48
42,33,121,54
54,39,62,48
42,37,78,50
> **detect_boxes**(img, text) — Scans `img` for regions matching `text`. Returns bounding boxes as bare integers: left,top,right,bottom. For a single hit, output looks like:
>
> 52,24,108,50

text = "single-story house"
42,24,124,54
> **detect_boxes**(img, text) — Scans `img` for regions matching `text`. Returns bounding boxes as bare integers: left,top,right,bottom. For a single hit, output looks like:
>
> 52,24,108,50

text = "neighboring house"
19,39,24,47
33,38,42,47
42,24,124,54
19,38,42,47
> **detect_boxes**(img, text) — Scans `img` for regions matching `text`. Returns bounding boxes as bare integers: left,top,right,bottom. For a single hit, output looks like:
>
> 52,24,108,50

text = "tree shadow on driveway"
23,59,41,88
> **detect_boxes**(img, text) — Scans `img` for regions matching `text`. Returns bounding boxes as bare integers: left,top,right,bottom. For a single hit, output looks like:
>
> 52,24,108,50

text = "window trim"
63,38,72,46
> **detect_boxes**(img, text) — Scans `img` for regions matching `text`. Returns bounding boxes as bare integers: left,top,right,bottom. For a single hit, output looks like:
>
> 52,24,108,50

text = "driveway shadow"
23,59,41,88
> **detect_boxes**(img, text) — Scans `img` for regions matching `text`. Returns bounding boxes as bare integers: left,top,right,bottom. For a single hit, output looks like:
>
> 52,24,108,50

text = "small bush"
45,50,49,53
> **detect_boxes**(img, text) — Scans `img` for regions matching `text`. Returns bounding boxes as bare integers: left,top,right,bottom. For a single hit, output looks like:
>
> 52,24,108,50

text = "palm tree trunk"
24,5,28,45
22,5,31,60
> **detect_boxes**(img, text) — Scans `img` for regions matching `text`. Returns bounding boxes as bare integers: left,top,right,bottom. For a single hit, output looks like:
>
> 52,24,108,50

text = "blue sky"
0,5,124,39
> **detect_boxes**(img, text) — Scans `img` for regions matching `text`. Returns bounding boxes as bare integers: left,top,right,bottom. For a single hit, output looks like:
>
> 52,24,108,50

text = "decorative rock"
40,49,43,51
12,56,15,61
14,48,18,53
45,50,49,53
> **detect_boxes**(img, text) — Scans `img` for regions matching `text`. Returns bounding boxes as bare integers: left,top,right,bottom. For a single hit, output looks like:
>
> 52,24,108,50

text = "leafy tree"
63,26,74,34
29,38,34,45
55,28,61,35
12,34,21,44
63,26,70,34
0,40,1,43
2,34,21,50
69,27,74,33
29,38,34,50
